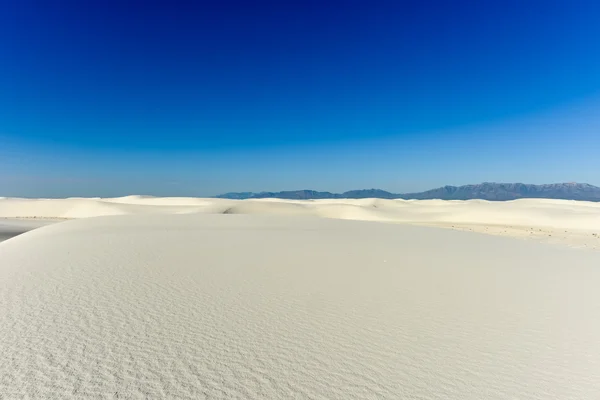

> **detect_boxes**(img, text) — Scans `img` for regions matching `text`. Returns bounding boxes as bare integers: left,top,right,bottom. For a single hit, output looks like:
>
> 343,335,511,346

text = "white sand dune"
2,197,600,398
1,196,600,248
1,213,600,399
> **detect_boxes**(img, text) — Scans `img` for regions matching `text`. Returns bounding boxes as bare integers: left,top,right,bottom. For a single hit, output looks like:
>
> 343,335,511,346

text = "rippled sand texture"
2,214,600,399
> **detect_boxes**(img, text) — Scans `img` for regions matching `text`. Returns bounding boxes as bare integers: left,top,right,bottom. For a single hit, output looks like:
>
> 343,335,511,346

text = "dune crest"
1,196,599,249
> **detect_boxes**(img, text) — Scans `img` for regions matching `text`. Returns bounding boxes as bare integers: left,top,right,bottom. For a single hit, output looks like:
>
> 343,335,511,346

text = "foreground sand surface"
1,198,600,398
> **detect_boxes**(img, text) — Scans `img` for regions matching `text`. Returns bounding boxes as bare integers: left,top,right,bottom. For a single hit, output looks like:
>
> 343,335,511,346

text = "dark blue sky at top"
1,0,600,196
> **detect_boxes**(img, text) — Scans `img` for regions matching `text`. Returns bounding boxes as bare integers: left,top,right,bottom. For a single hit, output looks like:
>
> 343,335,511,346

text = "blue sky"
1,0,600,197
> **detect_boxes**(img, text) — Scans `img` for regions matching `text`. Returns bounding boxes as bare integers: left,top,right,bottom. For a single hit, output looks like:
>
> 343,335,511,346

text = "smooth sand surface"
1,197,600,398
1,196,600,249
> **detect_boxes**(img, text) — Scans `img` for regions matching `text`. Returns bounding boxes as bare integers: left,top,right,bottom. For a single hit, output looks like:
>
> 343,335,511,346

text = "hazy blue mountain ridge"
216,183,600,201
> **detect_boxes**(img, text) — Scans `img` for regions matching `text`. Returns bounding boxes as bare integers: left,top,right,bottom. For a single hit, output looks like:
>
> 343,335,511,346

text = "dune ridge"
1,196,600,249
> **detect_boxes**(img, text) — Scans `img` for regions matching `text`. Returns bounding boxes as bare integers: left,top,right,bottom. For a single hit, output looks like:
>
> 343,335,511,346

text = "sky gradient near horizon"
2,0,600,197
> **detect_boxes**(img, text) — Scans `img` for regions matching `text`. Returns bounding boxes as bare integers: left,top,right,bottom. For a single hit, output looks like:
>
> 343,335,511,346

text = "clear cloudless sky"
1,0,600,197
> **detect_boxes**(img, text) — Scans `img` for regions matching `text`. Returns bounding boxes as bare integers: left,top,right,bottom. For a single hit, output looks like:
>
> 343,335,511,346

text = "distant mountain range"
216,183,600,201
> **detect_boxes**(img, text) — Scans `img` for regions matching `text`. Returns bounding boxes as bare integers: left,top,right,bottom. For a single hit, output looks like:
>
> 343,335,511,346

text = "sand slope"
2,196,600,248
0,218,59,243
2,214,600,399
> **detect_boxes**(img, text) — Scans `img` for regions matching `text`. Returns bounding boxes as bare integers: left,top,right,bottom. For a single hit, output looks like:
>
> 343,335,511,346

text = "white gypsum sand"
1,196,600,249
1,212,600,399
